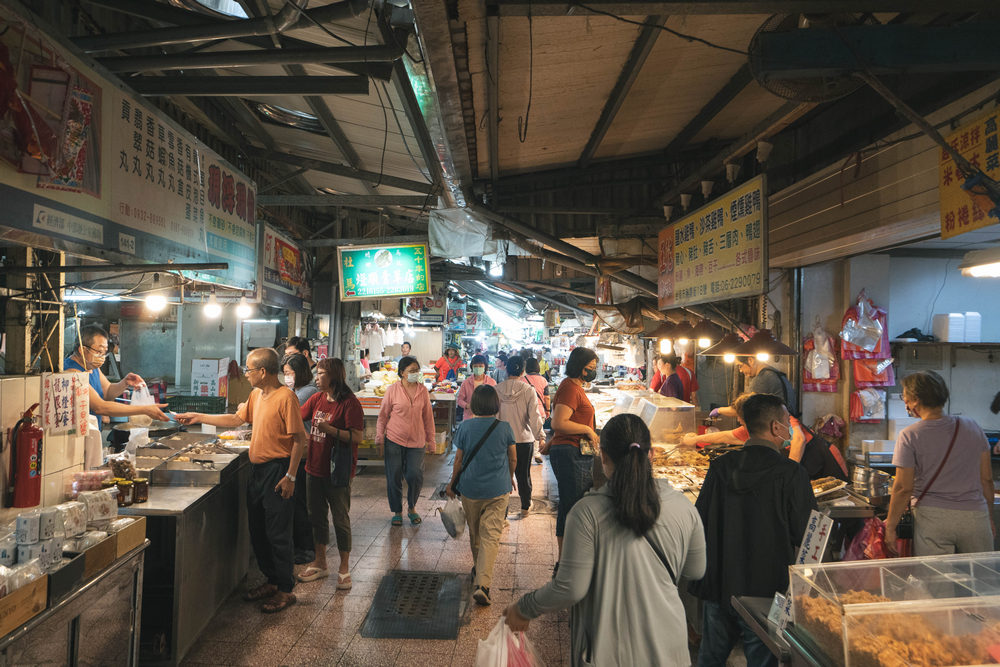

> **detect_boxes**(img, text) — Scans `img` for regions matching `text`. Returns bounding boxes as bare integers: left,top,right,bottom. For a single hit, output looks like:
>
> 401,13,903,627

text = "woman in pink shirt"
456,354,496,422
376,356,435,526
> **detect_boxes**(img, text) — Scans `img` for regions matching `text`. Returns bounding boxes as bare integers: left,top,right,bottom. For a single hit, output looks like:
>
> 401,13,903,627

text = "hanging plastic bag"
840,292,883,352
843,517,889,561
807,325,835,380
476,619,546,667
437,497,466,538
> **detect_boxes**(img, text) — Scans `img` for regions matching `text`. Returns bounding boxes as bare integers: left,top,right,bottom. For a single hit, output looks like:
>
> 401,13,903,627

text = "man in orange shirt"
177,348,306,613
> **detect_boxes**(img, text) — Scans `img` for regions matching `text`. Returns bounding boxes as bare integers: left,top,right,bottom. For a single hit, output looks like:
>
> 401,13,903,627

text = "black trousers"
248,458,296,593
514,442,533,510
292,460,314,554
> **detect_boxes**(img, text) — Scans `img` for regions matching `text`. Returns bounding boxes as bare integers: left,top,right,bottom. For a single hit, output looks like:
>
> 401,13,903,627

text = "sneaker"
518,506,531,518
473,586,491,606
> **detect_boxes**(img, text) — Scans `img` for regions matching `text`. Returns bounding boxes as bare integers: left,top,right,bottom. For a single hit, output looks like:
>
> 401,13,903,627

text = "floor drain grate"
361,571,464,639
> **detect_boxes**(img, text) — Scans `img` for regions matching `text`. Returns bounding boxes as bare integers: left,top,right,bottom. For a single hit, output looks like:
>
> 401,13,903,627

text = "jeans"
548,444,593,537
247,458,296,593
307,474,352,552
384,439,425,513
514,442,533,510
292,460,314,554
698,600,777,667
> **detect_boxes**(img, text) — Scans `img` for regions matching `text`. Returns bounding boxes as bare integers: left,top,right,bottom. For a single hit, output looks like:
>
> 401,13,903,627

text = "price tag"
795,509,835,567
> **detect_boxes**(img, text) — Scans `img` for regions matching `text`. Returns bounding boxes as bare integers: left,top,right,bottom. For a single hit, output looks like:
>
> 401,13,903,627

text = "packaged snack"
109,455,136,481
78,489,117,523
37,539,55,570
0,531,15,567
0,565,11,597
87,520,111,533
17,542,43,565
9,559,43,592
44,537,64,572
55,501,87,537
39,507,61,540
15,510,40,545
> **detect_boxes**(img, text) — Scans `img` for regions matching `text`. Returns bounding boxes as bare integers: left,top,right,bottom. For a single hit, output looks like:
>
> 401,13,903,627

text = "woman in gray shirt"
505,413,706,666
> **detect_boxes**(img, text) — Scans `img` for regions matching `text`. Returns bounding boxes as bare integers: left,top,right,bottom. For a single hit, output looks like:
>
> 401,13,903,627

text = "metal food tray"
150,452,240,486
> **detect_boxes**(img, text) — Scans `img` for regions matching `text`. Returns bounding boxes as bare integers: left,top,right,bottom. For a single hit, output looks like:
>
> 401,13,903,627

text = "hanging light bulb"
203,291,222,318
723,352,737,363
698,338,712,349
236,297,253,319
145,273,167,313
659,338,672,355
756,351,771,362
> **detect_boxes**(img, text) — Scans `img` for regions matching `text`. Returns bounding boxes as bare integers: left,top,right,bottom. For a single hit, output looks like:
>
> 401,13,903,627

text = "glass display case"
789,553,1000,666
637,395,695,444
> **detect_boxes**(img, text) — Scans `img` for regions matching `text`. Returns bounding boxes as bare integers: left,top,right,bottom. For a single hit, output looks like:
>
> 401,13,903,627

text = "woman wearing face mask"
434,346,465,382
375,356,436,526
456,354,496,422
281,352,319,564
547,346,600,566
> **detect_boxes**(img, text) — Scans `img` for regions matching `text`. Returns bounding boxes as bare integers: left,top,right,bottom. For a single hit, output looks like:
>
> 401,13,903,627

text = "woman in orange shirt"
434,346,465,382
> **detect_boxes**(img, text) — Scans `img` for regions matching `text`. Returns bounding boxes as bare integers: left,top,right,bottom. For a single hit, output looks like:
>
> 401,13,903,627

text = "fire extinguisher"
7,403,42,508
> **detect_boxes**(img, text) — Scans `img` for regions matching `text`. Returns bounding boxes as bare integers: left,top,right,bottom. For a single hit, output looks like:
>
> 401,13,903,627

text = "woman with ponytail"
504,413,706,665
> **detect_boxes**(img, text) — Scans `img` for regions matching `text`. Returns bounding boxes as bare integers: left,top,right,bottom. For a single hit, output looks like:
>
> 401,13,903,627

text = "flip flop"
261,593,296,614
408,512,422,525
243,583,277,601
337,572,353,590
391,514,403,526
297,566,328,583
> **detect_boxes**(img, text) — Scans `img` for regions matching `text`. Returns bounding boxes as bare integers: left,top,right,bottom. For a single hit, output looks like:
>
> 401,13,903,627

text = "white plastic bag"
437,497,466,539
475,619,546,667
127,384,154,427
840,293,883,352
807,326,835,380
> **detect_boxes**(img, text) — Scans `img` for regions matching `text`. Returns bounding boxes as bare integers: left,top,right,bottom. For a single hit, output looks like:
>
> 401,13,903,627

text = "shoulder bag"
643,533,677,586
896,419,961,539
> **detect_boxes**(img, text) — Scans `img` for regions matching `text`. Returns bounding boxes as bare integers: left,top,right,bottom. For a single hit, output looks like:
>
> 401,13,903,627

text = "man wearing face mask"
456,354,496,422
691,394,816,667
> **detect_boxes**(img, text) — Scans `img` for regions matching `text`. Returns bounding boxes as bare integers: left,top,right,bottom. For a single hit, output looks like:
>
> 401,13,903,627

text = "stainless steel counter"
118,432,250,665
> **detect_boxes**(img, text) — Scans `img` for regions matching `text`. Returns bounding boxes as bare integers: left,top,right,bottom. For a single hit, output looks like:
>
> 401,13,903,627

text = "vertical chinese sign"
939,108,1000,239
337,243,432,301
658,175,768,309
261,224,310,311
42,372,89,436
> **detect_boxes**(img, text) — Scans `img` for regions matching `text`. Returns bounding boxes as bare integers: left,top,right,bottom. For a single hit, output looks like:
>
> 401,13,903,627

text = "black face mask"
582,368,597,382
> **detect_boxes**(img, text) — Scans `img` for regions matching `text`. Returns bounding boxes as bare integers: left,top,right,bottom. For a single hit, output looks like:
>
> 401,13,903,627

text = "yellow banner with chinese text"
939,108,1000,239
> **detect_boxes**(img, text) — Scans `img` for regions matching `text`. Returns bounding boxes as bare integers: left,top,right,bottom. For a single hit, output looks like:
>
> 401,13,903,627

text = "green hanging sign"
337,243,432,301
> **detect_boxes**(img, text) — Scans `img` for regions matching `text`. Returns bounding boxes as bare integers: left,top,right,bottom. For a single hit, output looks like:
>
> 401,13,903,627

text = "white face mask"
407,372,422,383
283,375,296,388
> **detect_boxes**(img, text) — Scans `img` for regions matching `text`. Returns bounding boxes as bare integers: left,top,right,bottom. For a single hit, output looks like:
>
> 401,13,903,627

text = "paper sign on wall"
42,372,89,436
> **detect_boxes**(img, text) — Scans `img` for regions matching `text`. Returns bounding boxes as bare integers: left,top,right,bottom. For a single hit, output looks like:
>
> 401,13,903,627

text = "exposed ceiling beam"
388,57,446,192
259,194,433,207
485,0,998,16
754,22,1000,79
509,280,595,300
653,101,814,206
660,63,751,159
497,205,637,216
73,0,368,51
243,148,435,194
578,15,666,169
96,45,403,72
127,75,370,96
302,234,429,247
486,15,500,186
496,282,593,318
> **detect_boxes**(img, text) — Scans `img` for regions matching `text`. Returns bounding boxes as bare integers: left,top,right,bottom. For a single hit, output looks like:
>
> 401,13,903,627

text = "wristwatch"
285,472,296,482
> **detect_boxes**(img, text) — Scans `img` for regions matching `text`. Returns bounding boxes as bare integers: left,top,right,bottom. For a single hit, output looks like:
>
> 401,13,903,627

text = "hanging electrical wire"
517,7,533,144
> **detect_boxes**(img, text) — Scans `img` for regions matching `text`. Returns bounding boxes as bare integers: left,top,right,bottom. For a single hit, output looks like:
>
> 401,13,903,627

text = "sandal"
243,583,277,601
337,572,353,590
297,566,328,583
408,512,422,525
261,592,296,614
391,514,403,526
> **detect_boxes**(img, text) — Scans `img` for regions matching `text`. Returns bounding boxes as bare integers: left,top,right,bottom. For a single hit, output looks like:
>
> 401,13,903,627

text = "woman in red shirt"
545,347,599,563
434,346,465,382
298,358,364,588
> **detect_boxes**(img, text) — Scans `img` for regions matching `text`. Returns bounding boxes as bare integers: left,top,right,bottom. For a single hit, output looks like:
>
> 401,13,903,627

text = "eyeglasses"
242,366,263,374
85,345,109,357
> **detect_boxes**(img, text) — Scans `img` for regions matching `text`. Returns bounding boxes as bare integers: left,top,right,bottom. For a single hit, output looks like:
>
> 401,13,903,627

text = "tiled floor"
181,451,571,666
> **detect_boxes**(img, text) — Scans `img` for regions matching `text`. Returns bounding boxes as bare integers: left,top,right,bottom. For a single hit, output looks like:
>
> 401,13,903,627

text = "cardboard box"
47,552,85,606
83,534,117,580
0,576,47,636
191,358,230,398
115,516,146,559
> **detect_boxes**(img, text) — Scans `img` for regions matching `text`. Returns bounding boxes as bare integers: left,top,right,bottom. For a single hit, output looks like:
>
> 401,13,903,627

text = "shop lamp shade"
650,321,676,340
958,246,1000,278
671,320,695,345
699,332,743,357
691,320,722,348
731,329,797,360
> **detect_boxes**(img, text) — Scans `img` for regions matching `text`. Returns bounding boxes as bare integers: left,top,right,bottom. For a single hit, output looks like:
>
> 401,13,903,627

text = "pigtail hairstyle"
602,413,660,536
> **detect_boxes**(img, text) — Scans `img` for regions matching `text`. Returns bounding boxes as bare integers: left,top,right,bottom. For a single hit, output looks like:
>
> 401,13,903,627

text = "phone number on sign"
709,272,762,295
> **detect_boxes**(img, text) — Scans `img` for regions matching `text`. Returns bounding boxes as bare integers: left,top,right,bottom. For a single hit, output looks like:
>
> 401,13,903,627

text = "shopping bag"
475,619,546,667
843,517,888,561
437,497,466,539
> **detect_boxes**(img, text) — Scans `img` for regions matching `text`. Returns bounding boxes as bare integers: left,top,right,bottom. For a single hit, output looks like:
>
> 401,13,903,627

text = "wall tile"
42,434,69,476
23,376,41,411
